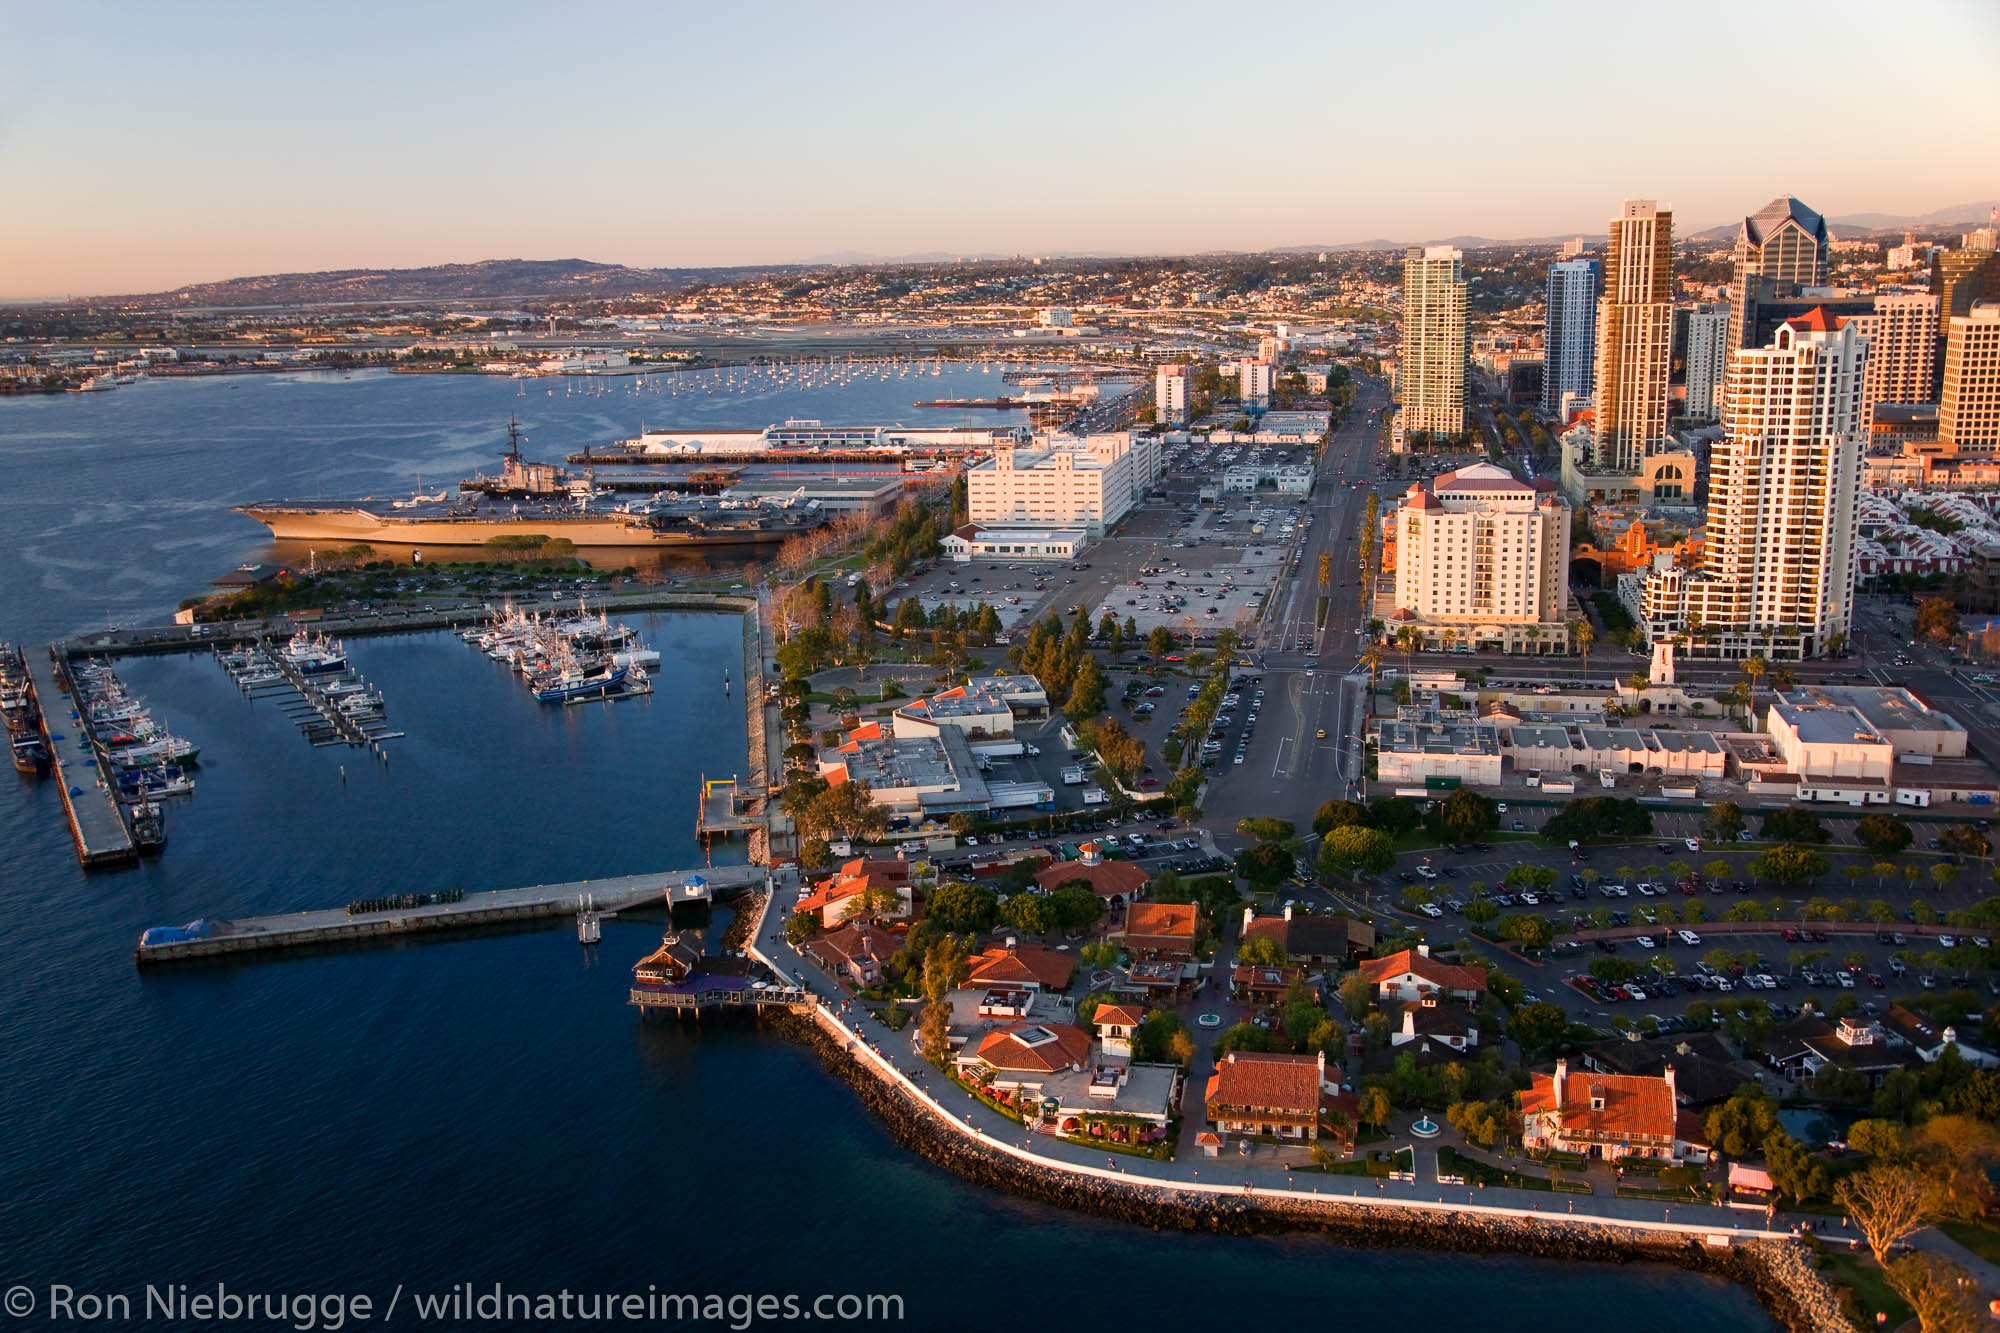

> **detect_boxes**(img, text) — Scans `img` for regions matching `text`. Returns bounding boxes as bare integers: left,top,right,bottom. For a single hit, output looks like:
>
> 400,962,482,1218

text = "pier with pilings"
133,863,768,965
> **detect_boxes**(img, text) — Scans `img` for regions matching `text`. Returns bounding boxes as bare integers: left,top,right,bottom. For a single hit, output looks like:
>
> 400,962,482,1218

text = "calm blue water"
0,371,1772,1328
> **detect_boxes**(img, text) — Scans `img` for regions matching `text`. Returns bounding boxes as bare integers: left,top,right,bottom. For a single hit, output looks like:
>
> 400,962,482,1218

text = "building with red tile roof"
1116,902,1200,958
1240,905,1375,965
965,941,1075,992
805,921,899,987
1520,1058,1679,1161
1093,1002,1146,1058
1356,944,1487,1004
1034,854,1148,905
1204,1050,1331,1141
796,858,913,928
962,1021,1092,1078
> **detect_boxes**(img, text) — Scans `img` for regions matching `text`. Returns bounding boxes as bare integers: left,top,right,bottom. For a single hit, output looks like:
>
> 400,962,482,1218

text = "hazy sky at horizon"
4,0,1998,298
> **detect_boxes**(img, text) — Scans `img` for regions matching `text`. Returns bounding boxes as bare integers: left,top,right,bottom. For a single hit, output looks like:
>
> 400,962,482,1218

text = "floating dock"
31,652,136,868
134,863,767,965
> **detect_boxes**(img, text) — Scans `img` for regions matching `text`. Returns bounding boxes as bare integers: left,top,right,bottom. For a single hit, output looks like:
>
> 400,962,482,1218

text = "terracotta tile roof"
1204,1051,1322,1116
1523,1068,1675,1141
1242,912,1373,959
1786,305,1844,334
815,921,897,969
1120,902,1199,952
974,1021,1092,1074
1035,858,1148,899
1357,948,1486,995
966,943,1075,991
1094,1004,1145,1029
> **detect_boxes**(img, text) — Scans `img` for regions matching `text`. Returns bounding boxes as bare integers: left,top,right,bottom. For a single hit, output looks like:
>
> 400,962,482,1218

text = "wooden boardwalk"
135,863,768,964
31,653,135,868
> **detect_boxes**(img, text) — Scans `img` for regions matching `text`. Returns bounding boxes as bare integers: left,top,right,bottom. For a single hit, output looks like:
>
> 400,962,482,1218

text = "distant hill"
105,258,796,310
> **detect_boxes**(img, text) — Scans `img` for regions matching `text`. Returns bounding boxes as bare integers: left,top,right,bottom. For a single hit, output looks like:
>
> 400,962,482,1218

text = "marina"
216,632,405,749
462,598,657,706
135,863,769,964
26,652,137,867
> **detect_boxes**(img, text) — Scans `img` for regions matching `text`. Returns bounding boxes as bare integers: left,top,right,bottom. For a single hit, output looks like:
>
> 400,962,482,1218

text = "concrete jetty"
31,652,136,868
134,862,767,964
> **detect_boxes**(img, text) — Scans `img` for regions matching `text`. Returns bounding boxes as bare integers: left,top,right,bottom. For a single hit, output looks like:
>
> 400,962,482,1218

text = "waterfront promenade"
137,863,766,963
744,868,1801,1248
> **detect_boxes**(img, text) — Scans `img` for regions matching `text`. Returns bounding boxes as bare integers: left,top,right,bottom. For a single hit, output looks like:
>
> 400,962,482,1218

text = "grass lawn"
1816,1250,1911,1331
1938,1220,2000,1265
1438,1145,1553,1192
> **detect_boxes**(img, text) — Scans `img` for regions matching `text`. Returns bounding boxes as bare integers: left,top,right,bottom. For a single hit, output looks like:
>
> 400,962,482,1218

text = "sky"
3,0,1998,299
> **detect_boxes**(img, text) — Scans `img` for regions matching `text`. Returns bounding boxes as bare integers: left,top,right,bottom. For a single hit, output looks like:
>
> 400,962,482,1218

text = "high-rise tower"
1592,200,1675,471
1400,246,1467,440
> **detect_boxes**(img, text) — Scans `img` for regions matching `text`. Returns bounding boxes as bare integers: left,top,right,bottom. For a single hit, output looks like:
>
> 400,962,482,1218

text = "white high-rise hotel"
1399,246,1467,439
1155,364,1190,425
1634,309,1868,659
1391,462,1572,654
965,433,1163,537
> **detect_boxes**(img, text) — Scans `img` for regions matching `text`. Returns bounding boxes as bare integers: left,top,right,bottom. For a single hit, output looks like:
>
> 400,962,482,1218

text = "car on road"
1316,729,1326,739
1419,904,1443,918
1415,865,1438,879
1685,838,1701,852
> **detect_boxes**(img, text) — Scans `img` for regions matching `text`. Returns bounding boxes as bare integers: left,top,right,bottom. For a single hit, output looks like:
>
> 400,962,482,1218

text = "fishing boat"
281,630,349,675
116,765,194,798
129,799,167,853
105,735,200,769
11,731,49,775
532,658,628,705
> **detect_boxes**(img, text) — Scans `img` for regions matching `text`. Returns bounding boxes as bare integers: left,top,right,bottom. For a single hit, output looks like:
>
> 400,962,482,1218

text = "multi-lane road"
1206,382,1389,830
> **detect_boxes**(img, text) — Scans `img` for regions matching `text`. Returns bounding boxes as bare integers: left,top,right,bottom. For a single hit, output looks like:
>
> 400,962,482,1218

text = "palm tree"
1395,625,1421,679
1575,619,1595,681
1442,628,1461,655
1742,654,1770,718
1522,625,1542,657
1360,645,1383,691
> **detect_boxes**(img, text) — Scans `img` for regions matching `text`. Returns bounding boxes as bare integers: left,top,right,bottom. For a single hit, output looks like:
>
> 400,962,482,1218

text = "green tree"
1145,625,1176,658
1507,1002,1569,1058
1855,813,1913,857
1704,1086,1780,1159
999,892,1056,936
1703,801,1746,841
1760,808,1828,843
1313,799,1369,836
1428,788,1498,845
1317,825,1396,878
1366,797,1423,836
1215,1021,1270,1055
1238,935,1285,968
1236,816,1297,843
1914,595,1961,646
1339,971,1375,1017
1236,842,1296,890
924,881,998,933
1046,882,1104,931
1748,844,1831,886
1064,656,1107,721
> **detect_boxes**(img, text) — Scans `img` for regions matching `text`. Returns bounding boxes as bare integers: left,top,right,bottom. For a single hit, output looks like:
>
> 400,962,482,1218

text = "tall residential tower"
1637,309,1868,659
1541,257,1599,416
1399,246,1468,440
1683,303,1731,421
1592,200,1675,472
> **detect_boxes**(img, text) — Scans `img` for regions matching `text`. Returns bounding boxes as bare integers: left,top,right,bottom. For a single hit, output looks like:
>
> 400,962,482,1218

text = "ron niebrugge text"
27,1283,905,1329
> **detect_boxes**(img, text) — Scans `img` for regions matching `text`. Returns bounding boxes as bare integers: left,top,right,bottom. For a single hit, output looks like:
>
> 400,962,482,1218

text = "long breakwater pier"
134,863,769,964
31,651,137,868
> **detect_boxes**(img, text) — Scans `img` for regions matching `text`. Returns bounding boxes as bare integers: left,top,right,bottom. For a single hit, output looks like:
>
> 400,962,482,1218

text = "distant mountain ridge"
102,258,798,310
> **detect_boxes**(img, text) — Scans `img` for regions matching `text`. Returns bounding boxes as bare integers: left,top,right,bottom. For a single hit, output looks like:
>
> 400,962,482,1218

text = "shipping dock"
30,653,137,868
134,863,769,965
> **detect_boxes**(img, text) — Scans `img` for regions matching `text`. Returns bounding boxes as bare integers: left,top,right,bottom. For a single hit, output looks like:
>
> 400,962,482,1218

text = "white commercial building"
1238,358,1274,409
940,524,1086,563
1388,462,1572,653
1399,246,1467,440
965,433,1162,536
1684,303,1731,422
1639,309,1868,658
1155,364,1190,425
1221,463,1314,494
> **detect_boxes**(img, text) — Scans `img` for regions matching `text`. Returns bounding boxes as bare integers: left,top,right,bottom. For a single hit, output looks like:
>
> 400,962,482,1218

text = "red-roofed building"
1093,1004,1146,1058
1117,902,1200,958
1204,1049,1332,1141
1520,1058,1680,1161
1034,849,1148,907
966,942,1075,992
957,1021,1093,1092
1356,945,1487,1004
796,858,914,928
805,921,899,987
